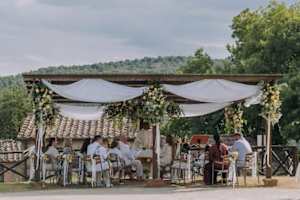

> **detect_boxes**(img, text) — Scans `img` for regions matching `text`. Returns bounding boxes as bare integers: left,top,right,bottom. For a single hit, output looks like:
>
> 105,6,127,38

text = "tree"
0,86,32,139
228,1,300,73
228,1,300,142
177,48,214,74
161,118,192,138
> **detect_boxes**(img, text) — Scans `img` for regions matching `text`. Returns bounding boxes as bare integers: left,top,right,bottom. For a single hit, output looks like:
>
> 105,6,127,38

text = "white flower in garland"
104,84,182,125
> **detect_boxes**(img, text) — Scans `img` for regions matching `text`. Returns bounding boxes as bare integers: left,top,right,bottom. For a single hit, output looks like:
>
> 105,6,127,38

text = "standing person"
204,134,229,185
118,135,144,180
231,132,252,169
87,135,111,187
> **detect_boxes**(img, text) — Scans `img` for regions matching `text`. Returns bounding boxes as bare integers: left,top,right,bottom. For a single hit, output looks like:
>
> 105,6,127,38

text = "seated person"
160,135,173,178
80,138,91,155
231,132,252,169
109,140,125,168
63,139,73,154
87,135,111,187
118,135,144,180
45,138,59,157
102,138,110,149
44,138,60,172
204,134,229,185
194,145,210,169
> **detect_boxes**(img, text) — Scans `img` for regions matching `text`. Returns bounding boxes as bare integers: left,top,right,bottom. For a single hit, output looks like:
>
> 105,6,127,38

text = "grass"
0,182,38,193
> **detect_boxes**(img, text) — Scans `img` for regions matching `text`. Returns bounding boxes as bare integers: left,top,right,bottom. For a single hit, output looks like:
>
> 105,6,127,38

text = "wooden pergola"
22,73,282,179
23,73,282,103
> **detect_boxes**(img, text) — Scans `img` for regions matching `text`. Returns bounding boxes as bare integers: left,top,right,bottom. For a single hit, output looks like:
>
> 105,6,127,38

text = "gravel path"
0,187,299,200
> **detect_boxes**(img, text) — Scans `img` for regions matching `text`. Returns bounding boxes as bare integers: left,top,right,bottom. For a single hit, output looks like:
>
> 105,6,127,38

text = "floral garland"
260,83,282,124
104,84,182,125
31,81,56,126
224,103,245,134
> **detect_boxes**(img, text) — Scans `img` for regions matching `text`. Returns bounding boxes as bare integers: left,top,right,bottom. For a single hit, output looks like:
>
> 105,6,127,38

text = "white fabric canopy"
55,102,230,120
55,103,104,120
180,103,230,117
163,79,260,103
43,79,146,103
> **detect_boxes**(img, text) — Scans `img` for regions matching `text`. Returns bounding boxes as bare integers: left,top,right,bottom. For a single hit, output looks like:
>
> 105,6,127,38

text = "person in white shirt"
87,135,111,187
118,136,144,180
231,132,252,168
109,140,125,167
44,138,60,172
160,136,172,167
45,138,59,158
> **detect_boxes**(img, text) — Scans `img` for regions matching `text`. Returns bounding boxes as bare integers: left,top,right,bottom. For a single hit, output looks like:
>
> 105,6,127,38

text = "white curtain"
43,79,147,103
163,79,260,103
55,102,230,120
180,103,230,117
55,103,104,120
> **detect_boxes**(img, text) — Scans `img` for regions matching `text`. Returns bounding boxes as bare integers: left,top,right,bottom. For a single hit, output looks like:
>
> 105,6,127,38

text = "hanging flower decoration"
260,83,282,125
31,81,56,126
224,103,245,134
104,84,182,125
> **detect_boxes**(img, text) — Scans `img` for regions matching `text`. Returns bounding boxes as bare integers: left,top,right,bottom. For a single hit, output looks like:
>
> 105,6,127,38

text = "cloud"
0,0,295,75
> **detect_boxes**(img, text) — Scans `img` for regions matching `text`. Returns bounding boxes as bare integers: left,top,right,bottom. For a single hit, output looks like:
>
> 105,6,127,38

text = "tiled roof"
18,114,138,139
0,140,24,163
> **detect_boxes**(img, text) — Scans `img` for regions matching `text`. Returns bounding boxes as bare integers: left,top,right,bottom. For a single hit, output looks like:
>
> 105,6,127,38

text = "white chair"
108,153,124,184
41,154,60,184
239,152,260,186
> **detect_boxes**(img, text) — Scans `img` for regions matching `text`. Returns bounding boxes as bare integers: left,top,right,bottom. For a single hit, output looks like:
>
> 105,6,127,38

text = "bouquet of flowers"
260,83,282,124
224,103,245,134
104,84,182,125
31,81,56,126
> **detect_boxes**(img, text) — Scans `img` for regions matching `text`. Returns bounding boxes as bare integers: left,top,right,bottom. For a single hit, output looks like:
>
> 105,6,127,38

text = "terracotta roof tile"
18,114,138,139
0,140,24,163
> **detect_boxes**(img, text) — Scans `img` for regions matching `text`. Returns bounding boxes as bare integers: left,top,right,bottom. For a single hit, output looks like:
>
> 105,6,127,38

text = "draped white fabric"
42,79,146,103
56,103,104,120
55,102,230,120
180,103,230,117
163,79,260,103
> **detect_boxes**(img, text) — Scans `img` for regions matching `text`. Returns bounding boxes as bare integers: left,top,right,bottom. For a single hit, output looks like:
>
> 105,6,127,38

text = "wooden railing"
0,151,29,181
253,145,299,176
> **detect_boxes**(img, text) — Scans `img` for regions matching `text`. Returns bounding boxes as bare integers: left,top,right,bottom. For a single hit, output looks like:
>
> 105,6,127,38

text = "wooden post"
34,126,40,181
152,125,158,179
266,117,272,179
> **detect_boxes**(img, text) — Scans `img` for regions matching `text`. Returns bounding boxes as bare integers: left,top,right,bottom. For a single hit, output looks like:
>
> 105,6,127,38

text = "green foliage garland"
224,103,245,134
104,84,182,125
31,82,56,126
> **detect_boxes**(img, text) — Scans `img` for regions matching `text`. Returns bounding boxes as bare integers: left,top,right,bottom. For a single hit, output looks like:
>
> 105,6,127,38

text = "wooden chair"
212,155,229,185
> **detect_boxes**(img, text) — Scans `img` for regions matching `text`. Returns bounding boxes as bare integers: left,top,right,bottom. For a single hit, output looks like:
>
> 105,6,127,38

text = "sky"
0,0,295,76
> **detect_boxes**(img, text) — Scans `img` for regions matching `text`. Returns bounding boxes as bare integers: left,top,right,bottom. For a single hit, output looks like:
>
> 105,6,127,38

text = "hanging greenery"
31,81,56,126
104,84,182,125
224,103,245,134
260,83,282,124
